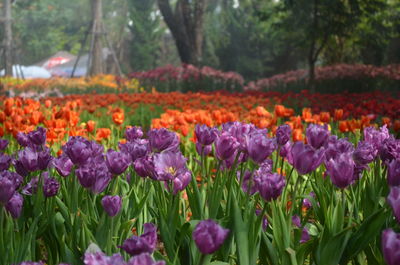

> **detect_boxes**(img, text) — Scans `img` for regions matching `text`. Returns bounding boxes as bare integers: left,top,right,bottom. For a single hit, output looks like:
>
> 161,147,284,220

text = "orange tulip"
86,120,96,133
96,128,111,142
339,121,349,133
112,111,124,125
382,117,391,127
334,109,344,121
320,112,330,123
274,105,286,118
394,120,400,132
293,129,303,142
45,99,52,108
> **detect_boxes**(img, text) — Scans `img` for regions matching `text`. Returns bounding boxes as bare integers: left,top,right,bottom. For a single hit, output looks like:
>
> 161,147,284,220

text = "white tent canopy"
0,65,52,79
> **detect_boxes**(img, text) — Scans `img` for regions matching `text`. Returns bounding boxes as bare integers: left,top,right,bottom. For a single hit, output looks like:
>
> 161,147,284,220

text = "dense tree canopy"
1,0,399,79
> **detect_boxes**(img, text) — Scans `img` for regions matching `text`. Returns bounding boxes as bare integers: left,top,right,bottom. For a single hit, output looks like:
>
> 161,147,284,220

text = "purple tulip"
91,166,112,194
28,127,46,146
193,219,229,254
387,186,400,223
18,148,39,172
37,147,53,171
195,124,218,146
148,128,180,153
83,252,125,265
381,229,400,265
1,171,23,190
120,139,149,162
380,137,400,165
364,125,390,151
134,156,156,179
388,159,400,187
0,153,11,171
222,151,248,170
254,168,285,201
154,151,188,181
43,176,60,197
88,141,105,160
276,124,291,146
125,126,144,141
300,227,310,243
325,152,355,189
237,170,257,195
127,253,166,265
13,159,29,177
290,142,325,175
63,137,91,165
101,195,122,217
5,192,23,218
303,192,315,209
260,159,273,173
255,209,268,231
324,136,354,161
215,132,240,161
223,122,260,152
246,132,277,164
170,169,192,194
292,215,301,227
306,124,330,149
353,141,377,165
106,149,131,175
16,132,30,147
119,223,157,256
0,177,15,204
76,160,112,193
53,155,74,177
196,142,212,156
22,177,38,196
0,138,9,151
76,163,97,188
279,141,292,158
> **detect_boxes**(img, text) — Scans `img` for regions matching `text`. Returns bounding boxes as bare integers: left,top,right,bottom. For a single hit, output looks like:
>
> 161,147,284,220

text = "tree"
157,0,208,65
127,0,162,71
281,0,391,89
2,0,13,76
11,0,90,65
89,0,104,75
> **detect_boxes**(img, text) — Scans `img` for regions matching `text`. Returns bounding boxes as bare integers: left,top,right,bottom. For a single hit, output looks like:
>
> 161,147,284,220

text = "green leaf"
232,193,249,265
315,228,352,265
340,209,388,264
261,233,279,265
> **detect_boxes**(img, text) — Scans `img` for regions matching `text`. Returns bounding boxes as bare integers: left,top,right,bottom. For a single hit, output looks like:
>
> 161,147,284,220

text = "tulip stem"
0,208,4,257
290,174,302,215
282,167,294,206
198,254,209,265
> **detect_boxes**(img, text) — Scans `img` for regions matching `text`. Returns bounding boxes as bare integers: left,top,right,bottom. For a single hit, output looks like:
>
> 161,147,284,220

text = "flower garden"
0,67,400,265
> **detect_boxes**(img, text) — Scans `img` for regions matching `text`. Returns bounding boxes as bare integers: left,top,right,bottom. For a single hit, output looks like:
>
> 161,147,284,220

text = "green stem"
198,254,209,265
0,208,4,263
290,175,302,215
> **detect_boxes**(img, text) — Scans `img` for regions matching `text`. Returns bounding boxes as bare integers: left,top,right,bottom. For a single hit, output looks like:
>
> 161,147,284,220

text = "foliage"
127,0,163,71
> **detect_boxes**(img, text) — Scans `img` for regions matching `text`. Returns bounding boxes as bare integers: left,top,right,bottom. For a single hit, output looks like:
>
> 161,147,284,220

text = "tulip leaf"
315,228,351,265
261,233,279,265
340,208,388,264
232,193,249,265
210,262,230,265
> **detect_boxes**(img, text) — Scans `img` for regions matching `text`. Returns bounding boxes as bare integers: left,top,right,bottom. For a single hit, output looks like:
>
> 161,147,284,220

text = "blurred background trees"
1,0,399,79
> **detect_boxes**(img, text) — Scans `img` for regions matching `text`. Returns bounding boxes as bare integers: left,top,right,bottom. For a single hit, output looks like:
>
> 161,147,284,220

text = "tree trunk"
89,0,104,76
308,55,316,92
4,0,13,76
157,0,207,66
